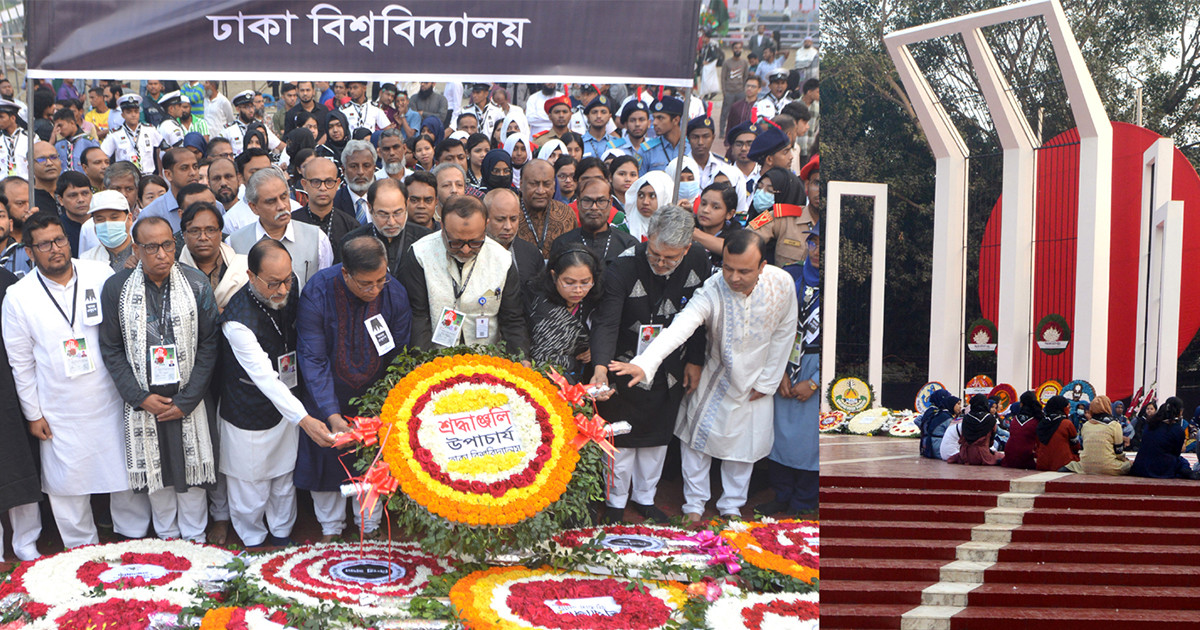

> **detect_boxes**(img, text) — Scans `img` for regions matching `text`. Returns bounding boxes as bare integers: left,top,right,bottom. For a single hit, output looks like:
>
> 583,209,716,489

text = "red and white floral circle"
553,525,711,573
705,591,819,630
247,541,458,617
4,539,233,613
27,591,193,630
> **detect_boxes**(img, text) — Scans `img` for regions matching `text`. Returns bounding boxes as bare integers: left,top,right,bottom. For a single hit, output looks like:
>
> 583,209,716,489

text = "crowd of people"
0,41,820,561
918,388,1200,481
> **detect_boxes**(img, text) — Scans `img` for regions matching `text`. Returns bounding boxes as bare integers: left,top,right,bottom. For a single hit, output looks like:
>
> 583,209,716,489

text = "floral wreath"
449,566,689,630
245,541,458,618
704,589,819,630
200,605,290,630
721,519,819,585
553,524,736,577
1,539,232,617
25,590,194,630
379,354,579,528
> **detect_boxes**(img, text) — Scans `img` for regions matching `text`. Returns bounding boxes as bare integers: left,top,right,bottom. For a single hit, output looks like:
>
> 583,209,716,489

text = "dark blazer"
331,186,361,222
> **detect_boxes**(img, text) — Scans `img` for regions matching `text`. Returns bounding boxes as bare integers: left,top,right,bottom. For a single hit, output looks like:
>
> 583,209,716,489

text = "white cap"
157,90,182,106
89,189,131,214
232,90,256,107
448,130,470,141
117,93,143,109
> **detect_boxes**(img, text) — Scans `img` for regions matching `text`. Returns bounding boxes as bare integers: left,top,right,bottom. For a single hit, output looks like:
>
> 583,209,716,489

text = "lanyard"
585,230,612,260
351,101,366,127
520,200,550,252
38,267,78,331
155,281,173,342
251,293,289,353
123,124,140,151
450,257,478,308
2,132,14,170
66,139,76,172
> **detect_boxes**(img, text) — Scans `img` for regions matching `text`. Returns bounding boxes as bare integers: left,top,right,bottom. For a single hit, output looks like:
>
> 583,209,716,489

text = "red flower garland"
75,552,192,589
740,599,820,627
506,578,672,630
750,527,819,570
52,598,182,630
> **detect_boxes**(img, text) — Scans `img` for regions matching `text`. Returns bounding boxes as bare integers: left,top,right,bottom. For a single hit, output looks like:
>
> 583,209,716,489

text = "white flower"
704,591,819,630
972,328,991,344
1042,326,1061,342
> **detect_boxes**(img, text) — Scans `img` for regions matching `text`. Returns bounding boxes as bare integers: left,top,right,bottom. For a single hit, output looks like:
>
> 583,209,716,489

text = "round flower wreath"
449,566,688,630
200,605,290,630
704,590,819,630
552,525,712,574
380,354,579,527
26,591,194,630
3,539,233,615
246,541,458,617
721,520,819,585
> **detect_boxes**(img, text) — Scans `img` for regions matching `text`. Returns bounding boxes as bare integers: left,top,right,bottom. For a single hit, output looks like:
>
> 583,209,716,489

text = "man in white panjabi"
611,230,798,521
2,212,145,547
216,240,339,547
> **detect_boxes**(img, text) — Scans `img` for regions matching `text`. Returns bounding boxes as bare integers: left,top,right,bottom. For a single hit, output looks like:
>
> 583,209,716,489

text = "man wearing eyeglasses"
97,215,221,544
2,212,141,550
179,201,247,312
551,178,637,270
292,157,358,264
482,188,544,299
229,168,332,291
216,239,329,548
589,205,712,524
296,234,411,541
343,177,430,276
399,195,530,353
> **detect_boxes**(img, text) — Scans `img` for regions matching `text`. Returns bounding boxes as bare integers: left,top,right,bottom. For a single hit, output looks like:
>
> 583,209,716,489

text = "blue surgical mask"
95,219,129,249
753,189,775,211
678,180,700,200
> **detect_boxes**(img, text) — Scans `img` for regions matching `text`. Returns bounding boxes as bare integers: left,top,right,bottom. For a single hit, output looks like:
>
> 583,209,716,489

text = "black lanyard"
450,257,478,307
155,281,173,342
251,294,289,353
520,200,550,252
585,230,612,260
38,267,78,331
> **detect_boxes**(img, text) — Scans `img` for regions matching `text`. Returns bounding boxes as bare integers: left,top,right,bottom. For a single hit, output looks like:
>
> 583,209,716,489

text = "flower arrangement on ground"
721,519,819,592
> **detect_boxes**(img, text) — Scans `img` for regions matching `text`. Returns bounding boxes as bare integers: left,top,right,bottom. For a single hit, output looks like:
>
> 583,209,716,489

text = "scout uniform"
221,90,281,156
748,124,813,267
99,94,162,175
340,94,390,133
157,91,186,148
580,95,629,158
619,100,652,162
637,97,690,176
685,114,728,187
532,94,572,149
0,99,28,178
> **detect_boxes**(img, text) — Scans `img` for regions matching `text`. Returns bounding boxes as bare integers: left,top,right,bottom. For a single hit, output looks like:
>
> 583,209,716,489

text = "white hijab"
500,109,531,148
503,133,530,187
537,139,567,161
623,170,675,242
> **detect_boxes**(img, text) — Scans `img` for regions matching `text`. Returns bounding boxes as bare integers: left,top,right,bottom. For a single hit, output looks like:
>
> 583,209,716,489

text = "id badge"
365,314,395,355
432,307,465,347
476,316,489,339
149,344,180,385
277,351,298,389
636,324,662,356
61,337,96,378
82,288,102,326
788,331,803,366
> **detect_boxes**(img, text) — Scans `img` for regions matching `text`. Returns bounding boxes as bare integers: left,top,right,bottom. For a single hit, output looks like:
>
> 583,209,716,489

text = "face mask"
753,189,775,212
95,219,128,248
491,174,512,190
678,181,700,200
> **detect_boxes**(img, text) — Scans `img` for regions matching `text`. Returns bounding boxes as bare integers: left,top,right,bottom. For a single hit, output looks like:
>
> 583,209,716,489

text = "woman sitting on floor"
950,394,1004,466
1065,396,1132,475
1131,396,1195,480
1002,392,1040,470
1035,395,1080,472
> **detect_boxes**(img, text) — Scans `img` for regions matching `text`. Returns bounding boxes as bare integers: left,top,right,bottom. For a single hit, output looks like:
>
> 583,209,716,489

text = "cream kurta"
631,266,798,462
1,260,129,495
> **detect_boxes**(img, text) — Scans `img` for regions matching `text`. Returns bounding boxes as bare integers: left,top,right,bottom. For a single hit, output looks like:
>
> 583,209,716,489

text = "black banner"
27,0,702,86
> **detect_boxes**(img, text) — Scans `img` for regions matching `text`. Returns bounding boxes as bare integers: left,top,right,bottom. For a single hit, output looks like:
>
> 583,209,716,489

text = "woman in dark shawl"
1131,396,1194,479
1035,395,1080,471
420,116,445,143
314,109,350,164
950,394,1003,465
479,148,516,193
1002,391,1041,469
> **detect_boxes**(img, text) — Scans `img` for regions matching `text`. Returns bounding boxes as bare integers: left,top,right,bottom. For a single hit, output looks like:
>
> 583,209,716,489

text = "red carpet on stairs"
819,434,1200,629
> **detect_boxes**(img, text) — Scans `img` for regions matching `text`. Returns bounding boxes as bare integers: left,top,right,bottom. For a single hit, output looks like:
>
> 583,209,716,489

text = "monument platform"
819,434,1200,629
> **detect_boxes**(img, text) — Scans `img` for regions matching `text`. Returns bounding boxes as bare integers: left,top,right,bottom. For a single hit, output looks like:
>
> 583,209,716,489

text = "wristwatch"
807,380,818,391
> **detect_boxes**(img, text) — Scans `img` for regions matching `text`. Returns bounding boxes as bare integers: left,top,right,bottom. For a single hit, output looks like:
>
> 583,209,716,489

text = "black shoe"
601,506,626,524
631,502,669,522
266,534,295,547
755,500,787,516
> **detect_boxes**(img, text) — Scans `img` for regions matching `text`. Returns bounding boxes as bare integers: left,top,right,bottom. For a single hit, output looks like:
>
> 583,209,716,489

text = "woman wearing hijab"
537,139,567,164
1035,396,1079,471
918,389,961,459
420,116,445,144
1064,396,1131,475
502,134,531,188
752,167,805,218
950,395,1004,465
480,149,516,192
664,155,703,206
1132,400,1157,450
501,110,531,149
1001,392,1040,469
619,170,675,242
285,126,316,166
314,109,350,165
553,155,578,203
1131,396,1194,479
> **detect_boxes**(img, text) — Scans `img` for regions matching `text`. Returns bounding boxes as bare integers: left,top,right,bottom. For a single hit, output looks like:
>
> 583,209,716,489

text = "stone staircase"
819,455,1200,629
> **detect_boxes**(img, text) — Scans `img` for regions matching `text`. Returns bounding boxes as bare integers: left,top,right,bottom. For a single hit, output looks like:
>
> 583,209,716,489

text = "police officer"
0,98,29,178
221,90,284,156
637,96,690,176
340,80,391,133
157,91,187,148
619,100,652,158
580,95,628,158
100,94,163,175
685,114,726,187
460,83,498,133
756,69,793,120
532,94,572,150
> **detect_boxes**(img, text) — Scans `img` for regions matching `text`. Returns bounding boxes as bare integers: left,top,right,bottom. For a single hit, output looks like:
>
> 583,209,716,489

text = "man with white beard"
343,178,430,277
215,239,335,547
374,128,409,182
332,139,377,224
230,168,331,291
